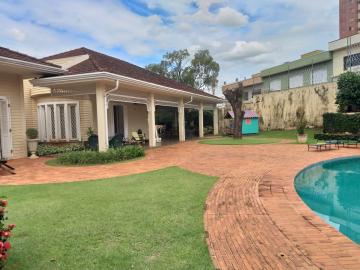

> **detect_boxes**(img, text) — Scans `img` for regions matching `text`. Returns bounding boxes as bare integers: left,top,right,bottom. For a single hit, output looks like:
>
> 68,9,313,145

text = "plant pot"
27,139,39,159
297,134,308,144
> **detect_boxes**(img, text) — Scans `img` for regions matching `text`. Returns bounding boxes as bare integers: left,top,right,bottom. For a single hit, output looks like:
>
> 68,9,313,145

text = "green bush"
336,72,360,112
37,143,85,156
323,113,360,134
55,146,145,165
314,133,360,141
26,128,38,139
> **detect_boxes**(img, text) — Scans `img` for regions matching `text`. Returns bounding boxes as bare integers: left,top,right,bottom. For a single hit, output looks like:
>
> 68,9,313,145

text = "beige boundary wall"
243,82,338,130
0,73,27,159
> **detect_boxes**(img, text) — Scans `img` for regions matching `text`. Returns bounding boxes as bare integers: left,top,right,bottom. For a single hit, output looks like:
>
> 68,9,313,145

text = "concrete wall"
243,82,338,130
0,74,27,159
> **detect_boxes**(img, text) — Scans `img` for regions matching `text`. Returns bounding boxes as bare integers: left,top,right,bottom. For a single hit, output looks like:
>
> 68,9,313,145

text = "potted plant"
296,107,308,143
26,128,39,159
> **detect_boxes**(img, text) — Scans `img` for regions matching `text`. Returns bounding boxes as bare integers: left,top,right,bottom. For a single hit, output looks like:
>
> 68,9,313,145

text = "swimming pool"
295,156,360,245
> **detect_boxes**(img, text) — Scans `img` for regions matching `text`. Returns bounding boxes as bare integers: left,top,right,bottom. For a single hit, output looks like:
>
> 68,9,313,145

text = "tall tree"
146,49,220,93
146,49,192,85
190,50,220,92
224,83,245,139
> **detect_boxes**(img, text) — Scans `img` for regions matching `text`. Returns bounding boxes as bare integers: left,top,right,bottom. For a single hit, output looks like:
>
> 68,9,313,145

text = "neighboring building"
261,50,333,92
329,32,360,77
0,47,63,159
339,0,360,39
222,50,337,131
222,74,262,102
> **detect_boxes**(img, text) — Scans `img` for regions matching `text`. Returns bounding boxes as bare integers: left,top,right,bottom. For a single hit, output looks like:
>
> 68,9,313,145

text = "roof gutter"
0,56,65,74
32,72,224,103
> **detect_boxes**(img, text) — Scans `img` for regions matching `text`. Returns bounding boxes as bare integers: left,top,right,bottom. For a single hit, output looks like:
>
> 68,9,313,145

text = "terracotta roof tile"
43,47,221,99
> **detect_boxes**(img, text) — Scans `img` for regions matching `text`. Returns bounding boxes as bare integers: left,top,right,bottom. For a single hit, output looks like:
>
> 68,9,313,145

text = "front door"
0,98,12,160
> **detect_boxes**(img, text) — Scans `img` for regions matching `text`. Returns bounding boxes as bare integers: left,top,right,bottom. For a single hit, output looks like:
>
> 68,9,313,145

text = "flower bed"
0,199,15,269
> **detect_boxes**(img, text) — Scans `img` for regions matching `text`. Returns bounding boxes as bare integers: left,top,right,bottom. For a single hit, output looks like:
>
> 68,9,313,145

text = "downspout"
185,96,193,105
104,80,120,147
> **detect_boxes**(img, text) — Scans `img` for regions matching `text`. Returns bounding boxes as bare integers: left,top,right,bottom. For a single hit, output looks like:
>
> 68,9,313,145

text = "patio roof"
0,47,64,75
41,47,222,101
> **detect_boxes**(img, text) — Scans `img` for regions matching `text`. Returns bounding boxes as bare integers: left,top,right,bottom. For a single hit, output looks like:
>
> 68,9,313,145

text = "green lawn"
2,167,217,270
200,137,280,145
200,129,321,145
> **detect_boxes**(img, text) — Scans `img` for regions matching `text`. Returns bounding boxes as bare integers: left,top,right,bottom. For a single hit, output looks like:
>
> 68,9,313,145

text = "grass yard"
200,128,321,145
1,167,217,270
200,137,280,145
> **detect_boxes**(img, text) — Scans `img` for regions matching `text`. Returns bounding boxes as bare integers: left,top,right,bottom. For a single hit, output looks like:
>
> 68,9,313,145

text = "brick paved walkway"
1,141,359,269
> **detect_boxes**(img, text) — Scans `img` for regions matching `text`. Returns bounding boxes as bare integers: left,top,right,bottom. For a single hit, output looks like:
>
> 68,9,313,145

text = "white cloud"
216,7,248,27
219,41,272,61
0,0,339,95
8,27,26,41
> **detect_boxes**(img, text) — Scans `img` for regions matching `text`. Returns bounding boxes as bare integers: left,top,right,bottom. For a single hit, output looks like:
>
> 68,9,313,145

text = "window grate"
37,102,80,142
58,104,66,139
69,105,77,139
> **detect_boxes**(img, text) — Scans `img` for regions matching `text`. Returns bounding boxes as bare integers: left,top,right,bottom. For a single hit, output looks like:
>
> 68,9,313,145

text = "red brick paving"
1,141,360,269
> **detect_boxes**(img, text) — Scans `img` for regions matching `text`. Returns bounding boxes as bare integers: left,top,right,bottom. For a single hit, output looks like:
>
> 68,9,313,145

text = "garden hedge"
323,113,360,134
37,143,85,156
55,146,145,165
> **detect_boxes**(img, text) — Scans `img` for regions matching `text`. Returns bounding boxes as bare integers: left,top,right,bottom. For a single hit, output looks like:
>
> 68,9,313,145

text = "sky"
0,0,339,95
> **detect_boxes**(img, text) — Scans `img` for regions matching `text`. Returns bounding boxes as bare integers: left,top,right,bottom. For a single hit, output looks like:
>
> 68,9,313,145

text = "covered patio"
33,48,222,151
34,75,221,150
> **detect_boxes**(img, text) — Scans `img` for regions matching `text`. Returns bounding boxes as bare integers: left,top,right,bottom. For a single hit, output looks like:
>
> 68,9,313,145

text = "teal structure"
242,118,259,135
226,110,260,135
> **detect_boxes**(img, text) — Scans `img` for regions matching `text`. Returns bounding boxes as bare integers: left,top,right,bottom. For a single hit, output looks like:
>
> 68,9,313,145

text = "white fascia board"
329,33,360,51
32,72,224,103
0,56,65,74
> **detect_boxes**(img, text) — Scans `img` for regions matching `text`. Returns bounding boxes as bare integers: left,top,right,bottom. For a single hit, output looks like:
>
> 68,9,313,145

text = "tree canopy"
146,49,220,94
336,72,360,112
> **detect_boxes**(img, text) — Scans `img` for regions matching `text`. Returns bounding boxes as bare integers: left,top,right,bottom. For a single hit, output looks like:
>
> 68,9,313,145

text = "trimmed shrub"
55,146,145,165
314,133,360,141
323,113,360,134
26,128,38,139
37,143,85,157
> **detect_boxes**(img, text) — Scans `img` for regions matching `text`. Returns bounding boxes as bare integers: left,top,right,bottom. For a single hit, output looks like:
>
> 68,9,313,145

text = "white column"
178,98,186,142
96,82,108,152
213,107,219,136
199,102,204,138
147,93,156,147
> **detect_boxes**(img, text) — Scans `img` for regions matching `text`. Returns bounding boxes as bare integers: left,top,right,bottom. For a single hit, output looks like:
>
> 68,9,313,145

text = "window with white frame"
312,66,328,84
37,102,81,141
289,73,304,89
269,79,281,91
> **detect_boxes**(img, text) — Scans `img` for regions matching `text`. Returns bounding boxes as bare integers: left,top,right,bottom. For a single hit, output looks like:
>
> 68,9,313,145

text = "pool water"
295,157,360,244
